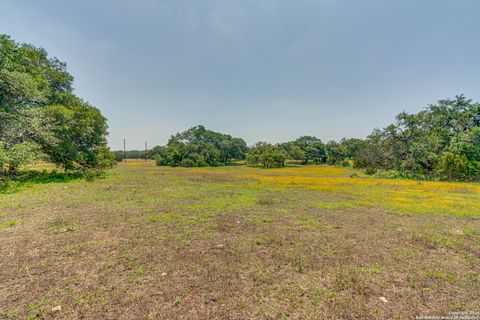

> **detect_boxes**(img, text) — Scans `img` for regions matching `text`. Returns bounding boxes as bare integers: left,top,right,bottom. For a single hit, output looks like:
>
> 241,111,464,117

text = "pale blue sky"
2,0,479,149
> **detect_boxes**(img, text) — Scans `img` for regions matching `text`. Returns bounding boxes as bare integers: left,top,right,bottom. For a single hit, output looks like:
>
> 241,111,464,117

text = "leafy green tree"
353,95,480,180
0,141,43,176
293,136,327,164
0,34,113,176
43,100,112,171
279,142,305,162
436,153,470,181
0,35,73,111
153,125,248,167
246,142,286,168
325,141,347,165
450,127,480,162
340,138,366,159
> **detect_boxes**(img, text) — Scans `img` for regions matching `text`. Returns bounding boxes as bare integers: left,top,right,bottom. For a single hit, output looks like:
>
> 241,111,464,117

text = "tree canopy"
0,34,114,176
281,136,327,164
352,96,480,180
325,138,366,166
5,35,476,182
246,142,287,168
152,125,248,167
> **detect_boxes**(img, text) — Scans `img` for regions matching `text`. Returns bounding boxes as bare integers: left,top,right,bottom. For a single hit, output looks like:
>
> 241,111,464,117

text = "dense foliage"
146,96,480,180
0,35,114,177
246,142,287,168
334,96,480,181
325,138,366,166
365,96,480,180
4,37,478,182
152,125,248,167
280,136,327,164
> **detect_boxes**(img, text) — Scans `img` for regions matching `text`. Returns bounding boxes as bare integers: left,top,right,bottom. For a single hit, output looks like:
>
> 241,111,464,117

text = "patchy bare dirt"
1,162,479,319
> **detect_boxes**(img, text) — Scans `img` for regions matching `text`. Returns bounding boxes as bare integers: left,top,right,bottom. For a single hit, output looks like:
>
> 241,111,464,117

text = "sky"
1,0,480,150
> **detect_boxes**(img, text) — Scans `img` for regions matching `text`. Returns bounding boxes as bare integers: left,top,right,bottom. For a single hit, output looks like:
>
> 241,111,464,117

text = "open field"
1,161,479,319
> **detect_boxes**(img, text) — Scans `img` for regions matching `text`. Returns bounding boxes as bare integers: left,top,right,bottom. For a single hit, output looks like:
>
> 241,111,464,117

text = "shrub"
340,160,351,167
154,154,167,166
180,158,196,167
436,153,470,181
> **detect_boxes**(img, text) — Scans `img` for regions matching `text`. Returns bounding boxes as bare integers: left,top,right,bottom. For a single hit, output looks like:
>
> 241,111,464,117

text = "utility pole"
145,141,148,161
123,139,126,163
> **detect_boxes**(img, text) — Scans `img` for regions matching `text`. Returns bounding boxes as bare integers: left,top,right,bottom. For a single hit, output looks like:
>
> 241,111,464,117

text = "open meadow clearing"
3,1,480,318
1,161,479,319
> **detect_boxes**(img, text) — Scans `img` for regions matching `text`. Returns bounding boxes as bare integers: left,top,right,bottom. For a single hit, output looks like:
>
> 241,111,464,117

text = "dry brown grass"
0,162,479,319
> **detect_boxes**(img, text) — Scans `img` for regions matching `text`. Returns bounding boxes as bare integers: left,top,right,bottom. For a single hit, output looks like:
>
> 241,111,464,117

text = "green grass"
0,170,83,194
0,161,479,319
311,200,358,210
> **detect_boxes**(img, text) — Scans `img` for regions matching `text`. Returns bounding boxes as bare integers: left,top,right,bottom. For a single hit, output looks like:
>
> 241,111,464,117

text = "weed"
173,296,181,306
1,162,479,319
423,270,455,283
6,310,17,320
0,220,17,228
360,266,382,275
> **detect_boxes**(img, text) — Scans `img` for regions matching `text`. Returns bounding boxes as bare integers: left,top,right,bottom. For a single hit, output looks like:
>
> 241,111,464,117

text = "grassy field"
1,161,479,319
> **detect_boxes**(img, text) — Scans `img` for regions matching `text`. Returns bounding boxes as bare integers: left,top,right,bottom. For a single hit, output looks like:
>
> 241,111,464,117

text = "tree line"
142,127,329,169
5,35,478,182
345,96,480,181
0,35,114,179
146,96,480,181
112,150,147,162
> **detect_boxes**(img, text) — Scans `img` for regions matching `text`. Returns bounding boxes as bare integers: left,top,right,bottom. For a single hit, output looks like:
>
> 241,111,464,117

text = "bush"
154,154,167,166
340,160,351,167
84,170,98,181
436,153,470,181
373,169,430,181
365,167,377,175
180,158,196,167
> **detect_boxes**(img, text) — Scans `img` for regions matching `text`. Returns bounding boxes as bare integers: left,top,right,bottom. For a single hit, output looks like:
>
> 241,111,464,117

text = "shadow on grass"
0,170,83,194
